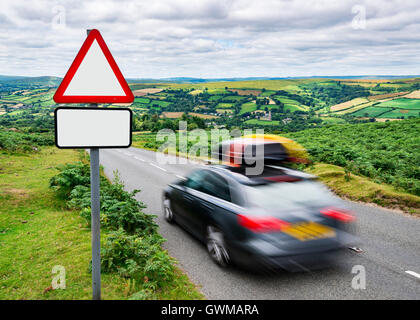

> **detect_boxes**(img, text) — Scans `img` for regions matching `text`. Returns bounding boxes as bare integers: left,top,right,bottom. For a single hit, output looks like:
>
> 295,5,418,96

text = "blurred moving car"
162,164,358,272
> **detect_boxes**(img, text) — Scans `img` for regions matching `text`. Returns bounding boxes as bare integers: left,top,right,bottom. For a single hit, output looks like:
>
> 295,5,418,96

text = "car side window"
200,172,231,202
185,170,206,191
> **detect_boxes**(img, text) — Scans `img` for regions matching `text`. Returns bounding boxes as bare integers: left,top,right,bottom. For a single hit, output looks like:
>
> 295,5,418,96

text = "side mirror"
178,178,188,187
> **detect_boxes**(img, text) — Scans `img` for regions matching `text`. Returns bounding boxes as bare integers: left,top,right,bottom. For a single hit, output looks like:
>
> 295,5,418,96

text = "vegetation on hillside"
0,129,53,152
287,119,420,196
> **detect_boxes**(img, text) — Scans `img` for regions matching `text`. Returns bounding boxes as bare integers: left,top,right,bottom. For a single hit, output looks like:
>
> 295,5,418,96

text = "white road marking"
150,162,167,172
134,156,145,162
123,152,132,156
405,270,420,279
176,175,186,180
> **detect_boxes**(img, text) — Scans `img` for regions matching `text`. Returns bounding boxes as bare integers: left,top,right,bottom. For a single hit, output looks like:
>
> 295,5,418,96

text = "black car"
162,165,358,272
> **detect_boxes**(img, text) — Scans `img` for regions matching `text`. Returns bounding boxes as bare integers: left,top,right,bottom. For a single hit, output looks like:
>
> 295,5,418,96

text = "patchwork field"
350,106,391,118
244,119,280,125
231,89,261,96
132,88,163,96
216,109,233,114
330,97,369,111
403,90,420,99
239,102,257,114
368,92,409,100
376,98,420,109
377,109,420,119
161,112,218,119
215,102,233,109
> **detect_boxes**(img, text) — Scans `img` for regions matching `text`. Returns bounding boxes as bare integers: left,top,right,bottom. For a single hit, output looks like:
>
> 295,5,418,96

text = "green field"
239,102,257,114
208,95,223,102
273,95,308,112
207,88,229,94
221,95,245,102
350,106,390,117
376,98,420,110
259,90,276,97
244,119,280,125
216,102,233,109
134,97,150,104
378,109,420,119
149,100,171,108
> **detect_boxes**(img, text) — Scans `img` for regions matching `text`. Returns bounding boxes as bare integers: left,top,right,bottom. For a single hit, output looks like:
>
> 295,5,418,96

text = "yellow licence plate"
282,221,336,241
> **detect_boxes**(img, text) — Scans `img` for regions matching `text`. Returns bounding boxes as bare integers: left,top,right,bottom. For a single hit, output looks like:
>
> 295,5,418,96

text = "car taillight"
321,207,355,223
237,214,290,233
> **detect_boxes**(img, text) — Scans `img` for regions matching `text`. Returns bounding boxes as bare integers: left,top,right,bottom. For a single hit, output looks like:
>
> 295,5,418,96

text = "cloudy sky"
1,0,420,78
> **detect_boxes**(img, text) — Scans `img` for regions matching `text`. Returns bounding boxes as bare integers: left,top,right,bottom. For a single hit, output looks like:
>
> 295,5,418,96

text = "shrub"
49,162,91,199
101,228,176,288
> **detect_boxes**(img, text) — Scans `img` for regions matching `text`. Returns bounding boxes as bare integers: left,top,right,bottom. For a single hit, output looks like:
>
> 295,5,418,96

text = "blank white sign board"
55,107,132,148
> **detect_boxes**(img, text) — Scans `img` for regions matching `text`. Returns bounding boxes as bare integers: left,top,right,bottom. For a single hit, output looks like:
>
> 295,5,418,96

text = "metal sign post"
53,28,134,300
89,104,101,301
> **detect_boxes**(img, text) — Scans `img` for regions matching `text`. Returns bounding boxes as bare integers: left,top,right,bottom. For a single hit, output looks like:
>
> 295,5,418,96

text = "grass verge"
0,147,203,299
306,163,420,215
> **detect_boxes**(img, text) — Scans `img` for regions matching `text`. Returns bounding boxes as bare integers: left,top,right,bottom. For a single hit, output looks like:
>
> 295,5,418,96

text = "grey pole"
90,145,100,300
87,29,101,301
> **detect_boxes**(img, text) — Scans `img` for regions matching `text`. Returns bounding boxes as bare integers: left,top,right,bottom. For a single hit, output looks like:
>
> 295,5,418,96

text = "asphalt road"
100,147,420,299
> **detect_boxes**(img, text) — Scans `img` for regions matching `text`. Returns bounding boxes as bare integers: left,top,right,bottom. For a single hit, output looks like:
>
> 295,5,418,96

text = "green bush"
101,228,176,288
49,162,91,199
66,171,157,234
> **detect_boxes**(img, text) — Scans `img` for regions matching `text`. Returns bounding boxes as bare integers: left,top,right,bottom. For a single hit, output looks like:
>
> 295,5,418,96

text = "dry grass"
403,90,420,99
231,89,261,96
368,92,409,100
375,118,402,122
133,88,163,96
334,101,376,115
330,98,369,112
216,109,233,114
189,112,219,119
160,112,184,118
161,112,219,119
112,103,133,107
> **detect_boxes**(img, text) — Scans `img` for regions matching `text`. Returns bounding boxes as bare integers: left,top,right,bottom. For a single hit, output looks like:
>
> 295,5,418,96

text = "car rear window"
244,180,339,210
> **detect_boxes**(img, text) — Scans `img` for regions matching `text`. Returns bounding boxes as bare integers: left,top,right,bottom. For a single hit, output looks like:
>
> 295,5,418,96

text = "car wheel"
206,225,230,267
163,198,175,223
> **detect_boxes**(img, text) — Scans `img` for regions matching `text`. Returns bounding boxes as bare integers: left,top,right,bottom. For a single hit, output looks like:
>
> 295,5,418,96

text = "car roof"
205,164,317,186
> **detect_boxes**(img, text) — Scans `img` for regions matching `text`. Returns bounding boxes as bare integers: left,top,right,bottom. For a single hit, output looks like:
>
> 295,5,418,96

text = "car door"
185,171,232,239
176,169,207,232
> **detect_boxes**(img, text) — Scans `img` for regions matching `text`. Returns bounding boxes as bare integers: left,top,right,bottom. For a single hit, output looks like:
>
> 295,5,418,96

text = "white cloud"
0,0,420,78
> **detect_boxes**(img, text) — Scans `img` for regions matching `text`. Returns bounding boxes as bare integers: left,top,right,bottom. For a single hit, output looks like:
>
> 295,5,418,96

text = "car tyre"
163,198,175,223
206,225,230,267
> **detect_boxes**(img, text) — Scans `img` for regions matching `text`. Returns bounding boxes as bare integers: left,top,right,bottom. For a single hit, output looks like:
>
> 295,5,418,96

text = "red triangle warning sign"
54,29,134,104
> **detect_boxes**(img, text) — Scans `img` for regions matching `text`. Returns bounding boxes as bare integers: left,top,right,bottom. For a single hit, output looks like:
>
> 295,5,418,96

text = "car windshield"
244,180,338,210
